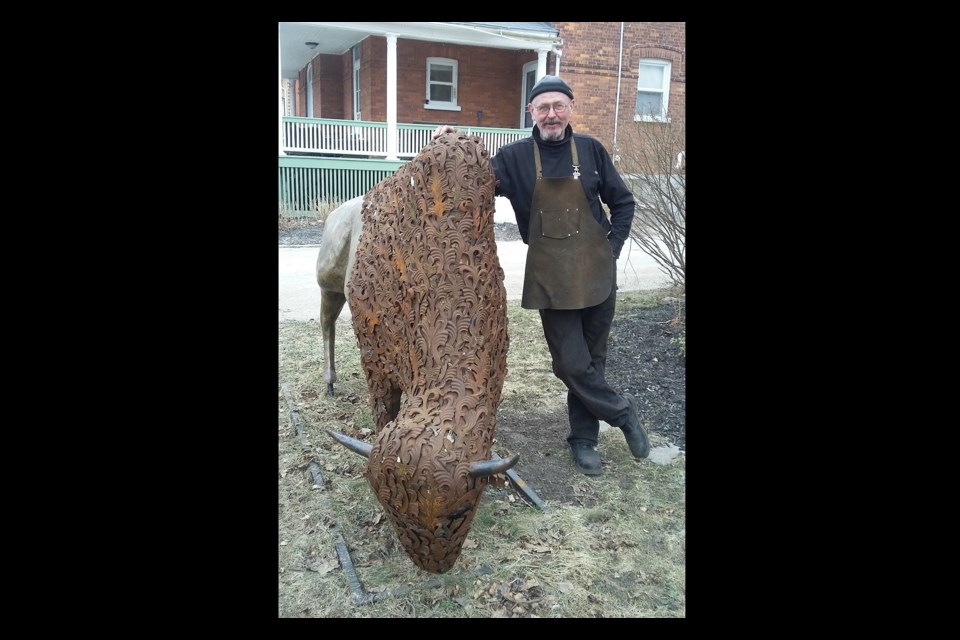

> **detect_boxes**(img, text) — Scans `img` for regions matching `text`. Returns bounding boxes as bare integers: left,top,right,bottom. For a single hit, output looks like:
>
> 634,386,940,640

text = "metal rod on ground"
280,384,312,452
491,451,550,512
281,383,371,604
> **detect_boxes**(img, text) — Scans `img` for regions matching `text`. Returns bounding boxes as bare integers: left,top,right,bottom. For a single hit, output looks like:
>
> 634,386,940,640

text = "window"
521,62,538,128
635,59,671,122
281,79,292,117
425,57,461,111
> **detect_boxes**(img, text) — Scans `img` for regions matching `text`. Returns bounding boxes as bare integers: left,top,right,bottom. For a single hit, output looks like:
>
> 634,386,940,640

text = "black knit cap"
529,75,574,102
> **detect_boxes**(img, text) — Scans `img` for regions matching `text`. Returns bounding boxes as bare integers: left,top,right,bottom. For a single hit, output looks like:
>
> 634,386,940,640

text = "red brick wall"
554,22,685,152
354,37,536,129
292,55,346,118
315,55,344,118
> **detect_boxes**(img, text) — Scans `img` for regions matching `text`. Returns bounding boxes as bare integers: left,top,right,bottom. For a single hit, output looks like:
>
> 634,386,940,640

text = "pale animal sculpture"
315,195,363,395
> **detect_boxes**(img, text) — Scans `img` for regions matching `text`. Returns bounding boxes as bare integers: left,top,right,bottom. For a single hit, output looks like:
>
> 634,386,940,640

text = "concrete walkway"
279,196,673,322
279,240,672,323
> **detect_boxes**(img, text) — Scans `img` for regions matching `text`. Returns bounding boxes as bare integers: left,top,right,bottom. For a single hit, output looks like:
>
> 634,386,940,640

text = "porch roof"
279,21,562,79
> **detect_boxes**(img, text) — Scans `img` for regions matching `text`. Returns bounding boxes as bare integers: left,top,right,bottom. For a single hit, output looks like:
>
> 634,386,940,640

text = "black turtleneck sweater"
492,124,635,260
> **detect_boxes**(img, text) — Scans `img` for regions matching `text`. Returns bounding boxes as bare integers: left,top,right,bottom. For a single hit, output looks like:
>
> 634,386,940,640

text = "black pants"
539,286,632,447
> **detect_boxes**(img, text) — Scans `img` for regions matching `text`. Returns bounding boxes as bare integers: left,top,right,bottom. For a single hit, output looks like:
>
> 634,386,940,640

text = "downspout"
553,46,562,75
612,22,624,159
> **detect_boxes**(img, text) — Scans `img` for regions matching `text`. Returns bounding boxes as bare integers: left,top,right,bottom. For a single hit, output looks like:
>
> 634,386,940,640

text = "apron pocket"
539,207,581,239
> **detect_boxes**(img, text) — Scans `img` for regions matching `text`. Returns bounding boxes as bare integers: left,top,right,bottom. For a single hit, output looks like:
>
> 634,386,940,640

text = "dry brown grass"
278,292,685,618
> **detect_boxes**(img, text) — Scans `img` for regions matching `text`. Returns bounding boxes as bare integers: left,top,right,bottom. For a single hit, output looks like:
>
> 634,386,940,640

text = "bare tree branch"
615,115,685,289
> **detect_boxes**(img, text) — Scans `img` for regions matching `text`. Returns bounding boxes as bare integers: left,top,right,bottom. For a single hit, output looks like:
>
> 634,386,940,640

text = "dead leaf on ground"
306,559,338,574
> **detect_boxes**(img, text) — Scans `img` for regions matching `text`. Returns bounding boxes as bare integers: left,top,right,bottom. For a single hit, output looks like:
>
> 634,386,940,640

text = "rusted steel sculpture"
325,133,516,574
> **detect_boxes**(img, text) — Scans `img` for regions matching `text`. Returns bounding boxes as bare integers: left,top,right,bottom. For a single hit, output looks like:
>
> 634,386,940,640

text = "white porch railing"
282,117,528,159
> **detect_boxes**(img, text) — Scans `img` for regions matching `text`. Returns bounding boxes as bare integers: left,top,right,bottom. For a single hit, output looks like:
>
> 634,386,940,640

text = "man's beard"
539,121,565,141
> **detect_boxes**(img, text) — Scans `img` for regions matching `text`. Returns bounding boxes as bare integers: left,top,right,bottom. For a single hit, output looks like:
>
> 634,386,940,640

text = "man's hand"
432,125,458,139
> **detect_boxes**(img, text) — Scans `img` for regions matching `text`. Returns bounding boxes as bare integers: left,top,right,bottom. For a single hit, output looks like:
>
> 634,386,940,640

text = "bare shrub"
615,116,685,289
279,198,344,230
310,198,345,223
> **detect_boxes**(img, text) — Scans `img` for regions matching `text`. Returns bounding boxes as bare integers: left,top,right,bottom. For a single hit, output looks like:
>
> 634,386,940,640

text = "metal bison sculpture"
321,133,516,573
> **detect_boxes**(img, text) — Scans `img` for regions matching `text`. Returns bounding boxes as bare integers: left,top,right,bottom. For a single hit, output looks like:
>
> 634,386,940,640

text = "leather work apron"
521,139,615,310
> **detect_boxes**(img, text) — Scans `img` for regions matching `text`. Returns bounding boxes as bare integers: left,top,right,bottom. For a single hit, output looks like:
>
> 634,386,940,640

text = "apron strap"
534,138,579,179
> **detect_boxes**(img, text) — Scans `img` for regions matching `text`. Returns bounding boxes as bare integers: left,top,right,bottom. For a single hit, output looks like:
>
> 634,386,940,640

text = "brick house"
278,22,685,158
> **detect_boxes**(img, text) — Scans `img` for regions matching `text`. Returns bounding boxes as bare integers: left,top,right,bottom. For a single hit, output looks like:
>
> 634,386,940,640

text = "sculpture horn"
325,429,372,458
468,454,519,478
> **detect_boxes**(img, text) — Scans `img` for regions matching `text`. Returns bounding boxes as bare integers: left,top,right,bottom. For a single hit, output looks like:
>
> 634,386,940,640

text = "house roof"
279,22,562,80
448,22,558,35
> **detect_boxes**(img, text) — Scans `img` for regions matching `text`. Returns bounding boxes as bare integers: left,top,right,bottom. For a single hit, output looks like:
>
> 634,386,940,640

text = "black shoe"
570,442,602,475
621,394,650,459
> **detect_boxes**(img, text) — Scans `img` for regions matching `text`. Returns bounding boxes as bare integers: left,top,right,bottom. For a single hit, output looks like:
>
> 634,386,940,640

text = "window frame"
634,58,672,123
521,61,538,128
424,57,461,112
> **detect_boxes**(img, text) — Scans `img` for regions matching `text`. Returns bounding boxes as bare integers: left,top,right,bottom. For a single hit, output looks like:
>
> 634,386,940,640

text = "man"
433,75,649,476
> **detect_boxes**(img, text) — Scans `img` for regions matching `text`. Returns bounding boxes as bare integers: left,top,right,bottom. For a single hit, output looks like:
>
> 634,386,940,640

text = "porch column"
278,32,285,156
536,48,549,80
386,33,398,161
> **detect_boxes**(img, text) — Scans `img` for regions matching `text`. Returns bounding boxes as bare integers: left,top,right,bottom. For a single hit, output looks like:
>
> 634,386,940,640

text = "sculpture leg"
320,288,346,395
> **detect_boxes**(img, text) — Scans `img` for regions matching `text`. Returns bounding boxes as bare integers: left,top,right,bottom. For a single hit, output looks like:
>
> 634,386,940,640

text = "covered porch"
279,117,528,216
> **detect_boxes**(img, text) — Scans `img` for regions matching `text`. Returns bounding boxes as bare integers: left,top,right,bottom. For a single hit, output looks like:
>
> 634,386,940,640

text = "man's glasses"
532,102,571,115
